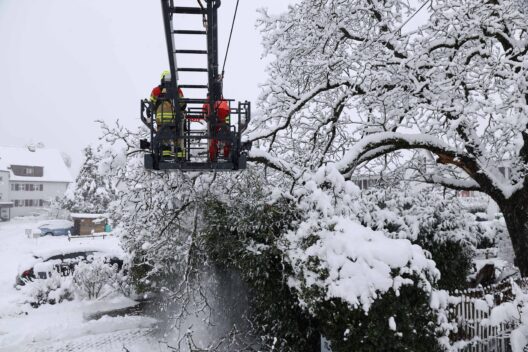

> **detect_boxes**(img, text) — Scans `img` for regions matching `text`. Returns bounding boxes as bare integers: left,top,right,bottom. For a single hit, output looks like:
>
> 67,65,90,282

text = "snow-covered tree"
62,145,116,214
73,257,117,299
95,120,446,350
250,0,528,275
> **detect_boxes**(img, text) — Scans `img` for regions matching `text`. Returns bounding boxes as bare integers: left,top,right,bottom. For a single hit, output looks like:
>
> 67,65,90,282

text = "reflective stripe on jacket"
156,100,174,124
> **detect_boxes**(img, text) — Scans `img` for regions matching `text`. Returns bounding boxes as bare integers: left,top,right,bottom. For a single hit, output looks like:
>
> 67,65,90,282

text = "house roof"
0,145,73,183
70,213,109,219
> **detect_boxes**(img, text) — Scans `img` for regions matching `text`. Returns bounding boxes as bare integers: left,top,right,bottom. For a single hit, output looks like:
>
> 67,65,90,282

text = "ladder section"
140,0,250,171
163,0,210,99
161,0,223,102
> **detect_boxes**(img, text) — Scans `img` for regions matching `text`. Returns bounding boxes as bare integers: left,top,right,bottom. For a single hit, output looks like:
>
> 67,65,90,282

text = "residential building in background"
0,145,73,220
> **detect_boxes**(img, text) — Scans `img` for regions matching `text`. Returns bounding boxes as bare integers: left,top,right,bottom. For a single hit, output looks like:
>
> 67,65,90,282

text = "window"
0,193,2,200
13,199,45,207
10,166,43,177
39,184,44,191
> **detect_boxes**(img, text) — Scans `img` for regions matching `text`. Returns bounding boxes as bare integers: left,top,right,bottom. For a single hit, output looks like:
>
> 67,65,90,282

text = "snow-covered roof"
70,213,109,219
0,145,73,183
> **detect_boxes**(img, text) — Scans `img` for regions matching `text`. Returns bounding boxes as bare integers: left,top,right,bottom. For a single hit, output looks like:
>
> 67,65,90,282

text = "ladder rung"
175,50,207,54
170,7,204,15
177,68,208,72
173,30,207,35
179,85,208,89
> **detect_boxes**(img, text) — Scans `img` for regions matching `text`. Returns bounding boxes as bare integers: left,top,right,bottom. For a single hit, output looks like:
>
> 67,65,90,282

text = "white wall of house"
9,181,69,218
0,170,10,220
0,171,9,202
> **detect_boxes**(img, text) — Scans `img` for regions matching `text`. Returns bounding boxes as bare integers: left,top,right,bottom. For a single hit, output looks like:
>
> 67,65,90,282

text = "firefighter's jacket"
150,86,186,125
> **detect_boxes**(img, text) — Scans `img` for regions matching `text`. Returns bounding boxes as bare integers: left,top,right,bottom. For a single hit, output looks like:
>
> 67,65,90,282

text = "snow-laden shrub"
20,273,73,308
203,196,319,351
473,219,504,249
203,166,445,351
284,168,445,351
286,216,438,312
316,282,444,352
111,262,132,297
358,188,476,291
73,257,117,299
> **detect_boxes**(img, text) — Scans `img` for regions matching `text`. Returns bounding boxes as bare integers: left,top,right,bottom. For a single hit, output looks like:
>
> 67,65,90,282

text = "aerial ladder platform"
140,0,250,171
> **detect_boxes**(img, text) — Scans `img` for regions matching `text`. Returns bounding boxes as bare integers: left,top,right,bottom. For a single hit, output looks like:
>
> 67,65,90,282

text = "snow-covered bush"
111,262,132,297
72,257,117,299
20,273,73,308
357,188,476,291
203,196,319,351
202,167,448,351
316,282,444,352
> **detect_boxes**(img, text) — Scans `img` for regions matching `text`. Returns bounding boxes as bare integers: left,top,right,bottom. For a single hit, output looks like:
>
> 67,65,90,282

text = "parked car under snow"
15,249,123,287
36,220,74,237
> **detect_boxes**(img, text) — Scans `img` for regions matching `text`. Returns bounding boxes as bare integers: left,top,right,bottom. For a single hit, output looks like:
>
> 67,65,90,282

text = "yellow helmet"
160,70,170,80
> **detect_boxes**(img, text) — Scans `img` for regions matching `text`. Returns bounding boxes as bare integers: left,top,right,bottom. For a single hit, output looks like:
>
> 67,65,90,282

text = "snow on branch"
336,132,466,175
247,149,300,179
247,79,359,144
428,175,482,192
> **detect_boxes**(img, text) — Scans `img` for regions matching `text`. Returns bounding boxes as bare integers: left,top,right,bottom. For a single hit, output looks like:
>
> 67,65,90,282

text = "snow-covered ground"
0,219,159,352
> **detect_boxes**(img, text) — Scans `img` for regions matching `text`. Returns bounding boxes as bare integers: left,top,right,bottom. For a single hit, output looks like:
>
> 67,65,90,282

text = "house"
0,145,73,220
351,174,385,191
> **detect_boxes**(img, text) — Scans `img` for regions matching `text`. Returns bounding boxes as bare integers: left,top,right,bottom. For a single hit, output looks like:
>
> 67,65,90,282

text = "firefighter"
202,96,231,161
150,70,187,159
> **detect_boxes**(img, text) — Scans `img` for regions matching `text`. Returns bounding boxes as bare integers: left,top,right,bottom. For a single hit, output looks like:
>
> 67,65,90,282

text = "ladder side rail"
140,99,156,155
161,0,178,87
161,0,184,142
206,1,221,161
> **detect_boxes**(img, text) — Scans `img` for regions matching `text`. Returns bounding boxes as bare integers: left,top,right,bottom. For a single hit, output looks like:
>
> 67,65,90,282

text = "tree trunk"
498,190,528,277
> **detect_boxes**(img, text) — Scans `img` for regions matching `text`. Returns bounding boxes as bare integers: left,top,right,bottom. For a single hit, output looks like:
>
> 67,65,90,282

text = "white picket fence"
451,295,513,352
449,279,528,352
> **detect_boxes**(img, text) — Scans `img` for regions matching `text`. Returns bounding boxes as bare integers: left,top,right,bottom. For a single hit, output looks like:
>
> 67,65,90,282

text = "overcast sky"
0,0,294,172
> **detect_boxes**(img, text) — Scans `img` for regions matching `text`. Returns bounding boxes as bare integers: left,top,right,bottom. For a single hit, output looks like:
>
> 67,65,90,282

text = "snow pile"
285,166,438,311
